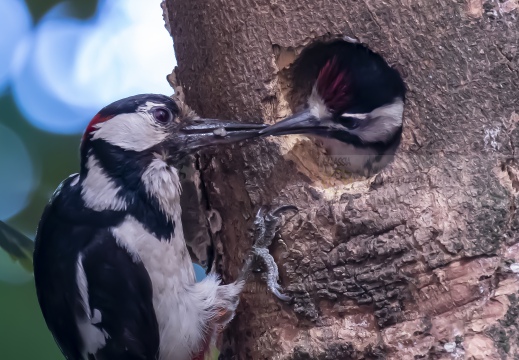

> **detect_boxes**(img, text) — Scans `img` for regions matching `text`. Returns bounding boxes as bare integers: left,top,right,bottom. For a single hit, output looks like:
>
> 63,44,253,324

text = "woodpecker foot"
240,205,298,301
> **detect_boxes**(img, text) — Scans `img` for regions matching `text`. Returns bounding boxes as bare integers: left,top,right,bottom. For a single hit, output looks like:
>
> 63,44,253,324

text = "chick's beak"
258,110,328,137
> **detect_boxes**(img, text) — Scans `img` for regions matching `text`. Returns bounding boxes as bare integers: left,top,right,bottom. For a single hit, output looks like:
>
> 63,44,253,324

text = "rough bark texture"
164,0,519,359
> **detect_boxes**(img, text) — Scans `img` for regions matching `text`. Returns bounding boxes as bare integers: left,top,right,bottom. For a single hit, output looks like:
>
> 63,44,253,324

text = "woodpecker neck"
140,153,183,229
79,139,181,241
81,154,128,212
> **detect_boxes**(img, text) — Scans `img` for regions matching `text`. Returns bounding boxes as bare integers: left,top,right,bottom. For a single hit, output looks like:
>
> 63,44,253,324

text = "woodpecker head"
77,94,267,215
260,43,406,175
80,94,265,173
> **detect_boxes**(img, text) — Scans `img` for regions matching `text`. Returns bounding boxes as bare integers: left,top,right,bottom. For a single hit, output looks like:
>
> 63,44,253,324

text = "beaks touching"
176,118,267,153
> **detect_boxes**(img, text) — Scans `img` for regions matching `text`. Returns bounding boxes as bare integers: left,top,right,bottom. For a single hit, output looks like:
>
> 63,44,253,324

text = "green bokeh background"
1,2,213,359
1,1,98,359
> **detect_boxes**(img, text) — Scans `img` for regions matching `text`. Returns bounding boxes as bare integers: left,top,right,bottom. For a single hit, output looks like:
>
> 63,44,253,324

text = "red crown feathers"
82,113,114,142
315,57,351,113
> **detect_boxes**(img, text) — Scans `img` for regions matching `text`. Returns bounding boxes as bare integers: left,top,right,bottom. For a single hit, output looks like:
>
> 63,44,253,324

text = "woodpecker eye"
152,107,173,124
338,116,359,130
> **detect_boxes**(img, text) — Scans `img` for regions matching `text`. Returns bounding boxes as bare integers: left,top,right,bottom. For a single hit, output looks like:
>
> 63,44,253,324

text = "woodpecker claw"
253,247,291,302
240,205,298,301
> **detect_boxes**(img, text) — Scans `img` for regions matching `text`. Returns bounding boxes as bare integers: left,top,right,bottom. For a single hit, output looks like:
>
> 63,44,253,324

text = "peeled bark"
163,0,519,358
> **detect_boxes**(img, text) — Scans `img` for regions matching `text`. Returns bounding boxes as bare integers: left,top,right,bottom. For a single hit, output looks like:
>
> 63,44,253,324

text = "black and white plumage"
261,41,406,176
33,94,268,360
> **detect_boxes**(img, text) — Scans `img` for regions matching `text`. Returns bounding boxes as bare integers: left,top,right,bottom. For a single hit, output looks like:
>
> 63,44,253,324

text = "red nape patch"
82,113,114,142
315,57,351,113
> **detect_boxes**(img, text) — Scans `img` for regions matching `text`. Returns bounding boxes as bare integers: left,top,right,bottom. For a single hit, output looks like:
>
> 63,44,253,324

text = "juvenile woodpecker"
33,94,288,360
261,41,406,176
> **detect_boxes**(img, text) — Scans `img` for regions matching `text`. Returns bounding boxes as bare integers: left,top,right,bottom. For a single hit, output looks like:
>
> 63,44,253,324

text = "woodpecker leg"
239,205,298,301
197,208,298,338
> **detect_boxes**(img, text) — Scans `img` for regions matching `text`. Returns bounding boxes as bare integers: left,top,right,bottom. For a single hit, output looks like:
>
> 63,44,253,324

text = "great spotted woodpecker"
32,94,291,360
261,41,406,176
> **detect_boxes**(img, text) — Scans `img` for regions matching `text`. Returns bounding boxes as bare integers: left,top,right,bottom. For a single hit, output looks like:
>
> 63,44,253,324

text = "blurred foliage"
25,0,98,21
0,96,81,235
0,0,181,358
0,281,60,359
0,95,78,360
0,2,96,359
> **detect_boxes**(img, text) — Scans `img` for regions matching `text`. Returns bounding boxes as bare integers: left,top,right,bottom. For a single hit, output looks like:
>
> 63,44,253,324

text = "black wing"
34,177,159,360
81,231,160,360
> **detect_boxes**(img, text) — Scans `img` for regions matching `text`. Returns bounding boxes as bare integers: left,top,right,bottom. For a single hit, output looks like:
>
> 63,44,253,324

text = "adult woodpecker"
261,41,406,176
33,94,291,360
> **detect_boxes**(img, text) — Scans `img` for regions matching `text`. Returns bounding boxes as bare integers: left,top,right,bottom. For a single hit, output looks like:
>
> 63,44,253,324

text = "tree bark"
163,0,519,359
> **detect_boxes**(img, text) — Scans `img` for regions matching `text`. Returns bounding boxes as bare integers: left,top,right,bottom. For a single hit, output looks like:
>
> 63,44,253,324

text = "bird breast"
316,137,396,176
112,216,202,360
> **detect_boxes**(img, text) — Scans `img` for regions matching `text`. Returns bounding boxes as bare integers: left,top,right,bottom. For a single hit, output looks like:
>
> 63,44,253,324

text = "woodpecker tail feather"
0,221,34,273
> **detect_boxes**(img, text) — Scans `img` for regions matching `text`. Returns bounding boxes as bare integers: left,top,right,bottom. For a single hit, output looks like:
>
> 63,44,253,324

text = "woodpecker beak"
259,110,329,137
176,119,267,154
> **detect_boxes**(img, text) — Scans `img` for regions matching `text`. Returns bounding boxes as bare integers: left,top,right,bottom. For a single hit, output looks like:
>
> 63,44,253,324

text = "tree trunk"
163,0,519,359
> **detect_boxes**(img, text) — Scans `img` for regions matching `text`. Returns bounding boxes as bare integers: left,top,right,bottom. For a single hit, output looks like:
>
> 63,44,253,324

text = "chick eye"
152,107,172,124
338,116,359,129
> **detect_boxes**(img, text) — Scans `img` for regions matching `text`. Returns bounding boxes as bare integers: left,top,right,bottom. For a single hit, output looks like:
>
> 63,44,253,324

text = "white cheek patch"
355,98,404,143
92,112,167,152
371,98,404,126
